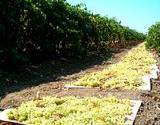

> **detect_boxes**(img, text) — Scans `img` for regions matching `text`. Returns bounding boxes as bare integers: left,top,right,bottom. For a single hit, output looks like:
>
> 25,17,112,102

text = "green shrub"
146,22,160,51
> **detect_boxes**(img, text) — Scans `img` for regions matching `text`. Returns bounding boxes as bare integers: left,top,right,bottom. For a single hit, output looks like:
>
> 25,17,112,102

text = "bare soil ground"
0,43,160,125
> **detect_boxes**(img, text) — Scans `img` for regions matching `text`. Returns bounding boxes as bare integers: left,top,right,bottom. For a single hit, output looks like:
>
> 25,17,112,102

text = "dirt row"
0,44,160,125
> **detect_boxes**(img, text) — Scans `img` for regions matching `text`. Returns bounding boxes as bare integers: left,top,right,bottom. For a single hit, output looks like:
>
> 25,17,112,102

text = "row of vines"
0,0,146,68
145,22,160,52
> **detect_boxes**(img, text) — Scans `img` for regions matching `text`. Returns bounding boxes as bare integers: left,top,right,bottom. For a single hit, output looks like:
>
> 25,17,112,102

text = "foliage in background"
0,0,146,68
145,22,160,52
124,26,146,41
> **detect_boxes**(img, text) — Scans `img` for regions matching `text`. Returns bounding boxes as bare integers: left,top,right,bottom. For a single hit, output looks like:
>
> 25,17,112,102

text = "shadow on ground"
0,53,112,98
0,42,140,100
